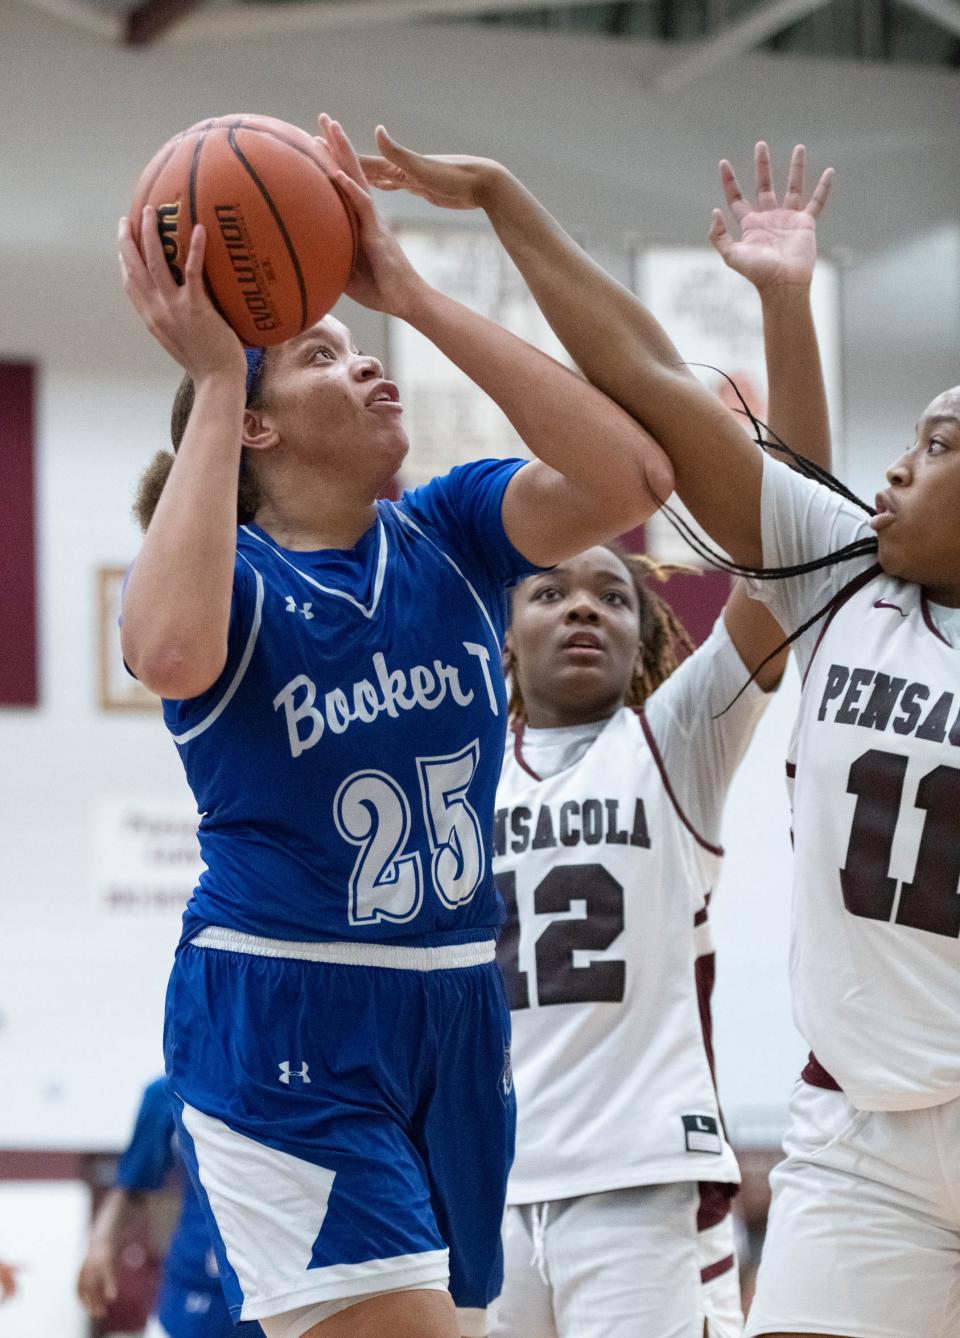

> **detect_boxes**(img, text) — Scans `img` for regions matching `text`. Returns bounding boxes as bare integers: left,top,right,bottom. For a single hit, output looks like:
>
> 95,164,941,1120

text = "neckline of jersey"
512,710,622,784
243,507,382,559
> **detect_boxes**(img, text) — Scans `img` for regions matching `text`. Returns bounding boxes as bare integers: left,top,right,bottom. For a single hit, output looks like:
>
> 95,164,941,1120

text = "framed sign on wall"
96,566,159,713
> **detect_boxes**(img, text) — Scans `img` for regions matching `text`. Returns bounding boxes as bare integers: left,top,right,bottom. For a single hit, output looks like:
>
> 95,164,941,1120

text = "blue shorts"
164,929,515,1332
154,1272,263,1337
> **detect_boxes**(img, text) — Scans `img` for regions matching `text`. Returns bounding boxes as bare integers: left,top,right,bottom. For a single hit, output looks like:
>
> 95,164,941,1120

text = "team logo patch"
682,1113,722,1154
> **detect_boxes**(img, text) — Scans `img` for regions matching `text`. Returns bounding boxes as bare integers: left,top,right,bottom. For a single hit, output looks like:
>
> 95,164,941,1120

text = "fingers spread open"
358,154,406,190
805,165,834,217
335,169,376,226
783,143,806,209
323,117,369,188
375,125,424,174
182,223,206,288
719,159,750,222
708,207,733,260
118,216,155,307
140,205,180,296
754,140,777,209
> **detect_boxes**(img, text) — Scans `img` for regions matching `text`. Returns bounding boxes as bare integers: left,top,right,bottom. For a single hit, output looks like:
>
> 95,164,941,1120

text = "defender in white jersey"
362,135,960,1338
493,554,770,1338
364,136,835,1338
118,118,673,1338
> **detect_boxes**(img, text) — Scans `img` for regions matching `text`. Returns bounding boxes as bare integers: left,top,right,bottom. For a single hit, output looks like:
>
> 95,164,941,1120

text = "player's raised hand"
360,126,505,212
317,114,428,318
708,142,834,291
118,212,246,383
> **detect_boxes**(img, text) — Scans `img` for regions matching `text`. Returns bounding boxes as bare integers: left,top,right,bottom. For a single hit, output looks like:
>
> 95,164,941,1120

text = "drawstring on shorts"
529,1201,551,1285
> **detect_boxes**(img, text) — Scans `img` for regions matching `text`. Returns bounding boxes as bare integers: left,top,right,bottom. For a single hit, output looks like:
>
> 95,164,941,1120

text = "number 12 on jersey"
497,864,626,1009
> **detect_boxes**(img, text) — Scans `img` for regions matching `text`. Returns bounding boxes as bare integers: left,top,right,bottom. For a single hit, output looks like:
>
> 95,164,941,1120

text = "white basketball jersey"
495,705,741,1204
786,567,960,1110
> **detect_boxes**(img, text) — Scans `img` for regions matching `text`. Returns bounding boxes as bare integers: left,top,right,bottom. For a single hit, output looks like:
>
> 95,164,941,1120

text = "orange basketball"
130,114,358,346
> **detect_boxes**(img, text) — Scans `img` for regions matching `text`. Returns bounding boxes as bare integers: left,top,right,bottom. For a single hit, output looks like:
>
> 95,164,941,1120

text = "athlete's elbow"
611,445,674,531
640,446,675,513
124,635,226,700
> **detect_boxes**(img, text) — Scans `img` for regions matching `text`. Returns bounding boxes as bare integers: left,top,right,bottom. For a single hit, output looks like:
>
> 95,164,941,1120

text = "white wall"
0,4,958,1148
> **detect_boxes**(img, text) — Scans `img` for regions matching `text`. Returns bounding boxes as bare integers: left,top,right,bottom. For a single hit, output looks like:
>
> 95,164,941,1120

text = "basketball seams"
133,135,184,226
186,129,231,323
236,123,359,266
187,132,205,230
227,127,309,333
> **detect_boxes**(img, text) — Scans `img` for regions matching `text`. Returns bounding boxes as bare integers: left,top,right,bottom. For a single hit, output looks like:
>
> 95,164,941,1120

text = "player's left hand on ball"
708,141,834,291
316,114,425,318
361,127,504,212
118,212,246,384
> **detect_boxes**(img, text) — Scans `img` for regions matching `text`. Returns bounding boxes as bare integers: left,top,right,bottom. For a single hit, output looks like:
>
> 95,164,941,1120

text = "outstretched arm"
363,128,765,567
322,118,674,565
706,142,833,688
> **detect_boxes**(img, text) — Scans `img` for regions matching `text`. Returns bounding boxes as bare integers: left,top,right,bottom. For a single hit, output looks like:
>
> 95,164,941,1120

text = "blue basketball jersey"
116,1078,220,1295
162,459,538,944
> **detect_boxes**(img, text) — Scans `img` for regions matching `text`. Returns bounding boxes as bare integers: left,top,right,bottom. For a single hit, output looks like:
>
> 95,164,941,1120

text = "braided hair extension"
667,367,882,712
657,365,879,580
506,543,698,724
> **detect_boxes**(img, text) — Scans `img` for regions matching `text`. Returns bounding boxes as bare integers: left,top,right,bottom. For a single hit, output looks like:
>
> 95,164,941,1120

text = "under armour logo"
278,1061,311,1085
285,596,314,620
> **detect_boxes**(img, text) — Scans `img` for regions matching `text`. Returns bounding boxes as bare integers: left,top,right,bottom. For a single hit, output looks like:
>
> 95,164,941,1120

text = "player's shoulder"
762,452,873,536
398,457,524,524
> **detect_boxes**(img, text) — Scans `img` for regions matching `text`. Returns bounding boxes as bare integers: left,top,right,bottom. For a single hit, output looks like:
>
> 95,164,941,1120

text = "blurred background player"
77,1075,263,1337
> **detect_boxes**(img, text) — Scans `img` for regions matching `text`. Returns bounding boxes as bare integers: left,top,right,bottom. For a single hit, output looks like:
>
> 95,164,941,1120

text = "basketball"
129,114,358,346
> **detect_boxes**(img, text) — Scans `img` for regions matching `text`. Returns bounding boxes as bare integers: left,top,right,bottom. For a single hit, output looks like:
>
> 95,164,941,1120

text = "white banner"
93,797,203,917
636,245,840,564
391,227,568,485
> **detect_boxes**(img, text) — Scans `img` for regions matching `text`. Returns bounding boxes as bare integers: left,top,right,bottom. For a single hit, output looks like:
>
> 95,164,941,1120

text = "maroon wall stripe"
0,362,38,706
0,1150,86,1179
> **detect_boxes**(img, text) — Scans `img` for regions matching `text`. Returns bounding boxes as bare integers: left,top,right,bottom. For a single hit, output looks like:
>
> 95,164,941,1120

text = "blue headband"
245,346,265,402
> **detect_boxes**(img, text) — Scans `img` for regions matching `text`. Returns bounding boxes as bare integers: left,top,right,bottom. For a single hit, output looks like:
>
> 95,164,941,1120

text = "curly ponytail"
131,365,266,534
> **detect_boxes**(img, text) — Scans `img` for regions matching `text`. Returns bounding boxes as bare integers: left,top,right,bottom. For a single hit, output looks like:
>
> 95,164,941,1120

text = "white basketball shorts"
494,1182,741,1338
746,1080,960,1338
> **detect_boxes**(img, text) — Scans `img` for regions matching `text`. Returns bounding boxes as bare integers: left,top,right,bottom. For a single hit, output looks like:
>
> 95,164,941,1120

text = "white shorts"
745,1081,960,1338
494,1182,742,1338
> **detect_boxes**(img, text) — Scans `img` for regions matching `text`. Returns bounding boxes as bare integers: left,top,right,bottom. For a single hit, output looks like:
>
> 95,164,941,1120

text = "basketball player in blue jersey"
78,1077,263,1337
116,115,672,1338
364,133,960,1338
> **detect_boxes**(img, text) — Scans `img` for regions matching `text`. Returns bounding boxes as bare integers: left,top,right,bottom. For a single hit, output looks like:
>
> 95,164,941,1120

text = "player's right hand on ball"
119,211,247,386
77,1245,118,1319
360,127,506,212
